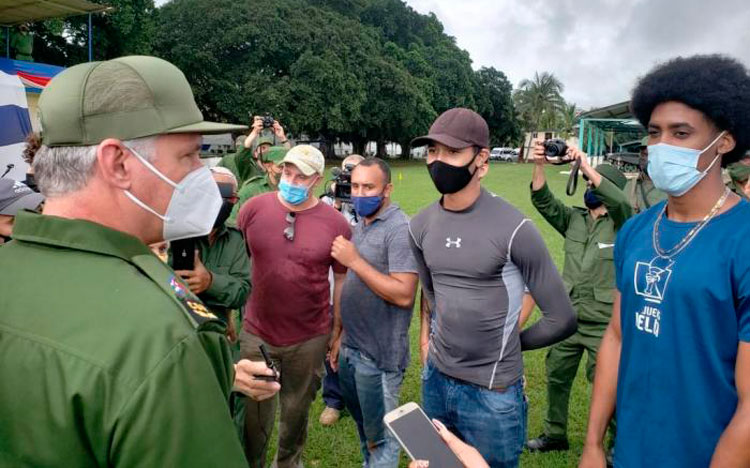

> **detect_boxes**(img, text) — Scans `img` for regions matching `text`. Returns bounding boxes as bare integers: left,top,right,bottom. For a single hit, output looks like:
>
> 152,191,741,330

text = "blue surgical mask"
647,131,725,197
279,179,311,205
352,195,384,218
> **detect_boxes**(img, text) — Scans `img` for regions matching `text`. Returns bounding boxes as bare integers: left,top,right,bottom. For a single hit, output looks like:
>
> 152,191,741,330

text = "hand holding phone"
384,402,464,468
170,238,195,271
233,359,280,401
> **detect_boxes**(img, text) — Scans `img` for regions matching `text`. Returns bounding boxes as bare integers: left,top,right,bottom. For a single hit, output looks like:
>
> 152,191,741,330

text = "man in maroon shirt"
237,144,351,468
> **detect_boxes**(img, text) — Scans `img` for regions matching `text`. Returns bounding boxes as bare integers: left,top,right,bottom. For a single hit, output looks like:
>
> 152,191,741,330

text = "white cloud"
406,0,750,109
153,0,750,109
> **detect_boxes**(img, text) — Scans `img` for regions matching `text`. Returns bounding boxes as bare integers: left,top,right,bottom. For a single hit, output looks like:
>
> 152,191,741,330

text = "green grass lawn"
287,161,592,467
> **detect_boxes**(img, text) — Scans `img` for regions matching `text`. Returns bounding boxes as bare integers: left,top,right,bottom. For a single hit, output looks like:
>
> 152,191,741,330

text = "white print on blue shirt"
635,305,661,337
632,256,673,337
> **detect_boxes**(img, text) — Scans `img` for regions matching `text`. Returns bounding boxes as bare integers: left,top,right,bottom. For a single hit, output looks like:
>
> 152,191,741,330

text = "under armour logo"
445,237,462,248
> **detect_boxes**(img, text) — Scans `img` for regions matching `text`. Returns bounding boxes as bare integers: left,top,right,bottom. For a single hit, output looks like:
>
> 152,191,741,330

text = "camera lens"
544,139,568,157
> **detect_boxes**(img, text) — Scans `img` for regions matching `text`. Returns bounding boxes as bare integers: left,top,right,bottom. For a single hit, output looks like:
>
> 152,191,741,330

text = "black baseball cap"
411,108,490,149
0,179,44,215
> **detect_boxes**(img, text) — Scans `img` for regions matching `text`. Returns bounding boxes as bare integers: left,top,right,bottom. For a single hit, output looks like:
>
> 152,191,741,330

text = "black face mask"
584,188,603,210
24,174,38,192
427,154,478,195
214,200,234,228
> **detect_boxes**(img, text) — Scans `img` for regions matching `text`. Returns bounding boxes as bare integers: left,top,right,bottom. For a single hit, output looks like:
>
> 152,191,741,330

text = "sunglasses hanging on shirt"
283,212,296,241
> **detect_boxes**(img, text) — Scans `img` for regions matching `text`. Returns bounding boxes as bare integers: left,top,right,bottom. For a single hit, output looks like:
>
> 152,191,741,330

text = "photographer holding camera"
322,154,365,227
218,114,292,186
245,114,291,153
527,140,631,454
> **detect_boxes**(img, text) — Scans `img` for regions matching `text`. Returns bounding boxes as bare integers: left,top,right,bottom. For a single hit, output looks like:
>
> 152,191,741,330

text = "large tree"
474,67,522,146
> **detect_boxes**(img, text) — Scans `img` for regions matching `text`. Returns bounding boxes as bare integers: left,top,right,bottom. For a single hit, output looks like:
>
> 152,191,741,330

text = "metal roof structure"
578,100,632,120
0,0,110,26
577,101,646,156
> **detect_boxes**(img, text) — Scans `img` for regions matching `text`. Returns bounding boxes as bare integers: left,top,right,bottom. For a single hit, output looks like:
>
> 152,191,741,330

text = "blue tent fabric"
0,104,32,146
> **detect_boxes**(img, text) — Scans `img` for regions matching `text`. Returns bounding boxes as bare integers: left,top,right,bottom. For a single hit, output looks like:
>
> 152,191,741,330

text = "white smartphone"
383,402,463,468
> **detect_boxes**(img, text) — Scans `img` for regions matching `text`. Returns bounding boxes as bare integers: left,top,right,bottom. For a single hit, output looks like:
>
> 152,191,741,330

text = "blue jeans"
422,357,527,468
323,357,345,410
338,345,404,468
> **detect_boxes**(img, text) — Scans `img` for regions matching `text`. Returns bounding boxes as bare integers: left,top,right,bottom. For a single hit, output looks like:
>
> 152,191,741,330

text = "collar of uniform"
212,223,228,238
12,210,151,261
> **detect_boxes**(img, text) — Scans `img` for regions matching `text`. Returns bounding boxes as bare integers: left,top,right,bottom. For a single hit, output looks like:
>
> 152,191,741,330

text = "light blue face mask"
278,179,312,205
647,131,725,197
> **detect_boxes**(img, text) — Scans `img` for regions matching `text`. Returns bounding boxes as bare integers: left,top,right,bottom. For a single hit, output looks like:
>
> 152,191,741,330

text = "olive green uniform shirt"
186,225,250,319
228,174,275,225
0,212,246,467
10,32,33,61
625,175,667,213
217,144,260,185
531,177,633,324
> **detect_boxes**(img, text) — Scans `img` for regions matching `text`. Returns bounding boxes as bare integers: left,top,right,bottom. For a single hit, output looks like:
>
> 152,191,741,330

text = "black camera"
543,138,574,165
331,163,355,202
262,113,275,129
543,139,568,157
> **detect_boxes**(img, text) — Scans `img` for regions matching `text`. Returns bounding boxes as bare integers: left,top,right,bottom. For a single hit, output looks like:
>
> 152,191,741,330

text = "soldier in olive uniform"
228,145,287,225
527,141,632,452
625,136,667,213
171,167,251,342
10,24,33,61
219,115,291,185
0,56,280,467
726,157,750,199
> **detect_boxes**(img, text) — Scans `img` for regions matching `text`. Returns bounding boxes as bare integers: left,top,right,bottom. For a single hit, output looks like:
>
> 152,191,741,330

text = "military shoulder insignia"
168,275,218,324
130,254,220,329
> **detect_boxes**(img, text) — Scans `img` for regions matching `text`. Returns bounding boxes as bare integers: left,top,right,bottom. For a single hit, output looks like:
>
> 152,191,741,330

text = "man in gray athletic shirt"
409,108,577,468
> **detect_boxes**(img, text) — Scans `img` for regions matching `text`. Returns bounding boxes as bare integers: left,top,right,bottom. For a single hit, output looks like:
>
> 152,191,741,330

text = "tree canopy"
15,0,524,156
513,70,578,136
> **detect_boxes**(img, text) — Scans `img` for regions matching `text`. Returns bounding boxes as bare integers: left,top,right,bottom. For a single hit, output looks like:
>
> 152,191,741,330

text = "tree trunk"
398,139,411,160
351,136,367,156
376,140,387,158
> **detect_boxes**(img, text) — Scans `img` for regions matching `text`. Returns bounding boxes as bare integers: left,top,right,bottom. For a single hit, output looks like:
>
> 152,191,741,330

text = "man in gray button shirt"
329,158,419,468
409,108,576,467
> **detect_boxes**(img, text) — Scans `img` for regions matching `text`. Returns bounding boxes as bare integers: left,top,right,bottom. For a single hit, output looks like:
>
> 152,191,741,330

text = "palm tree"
513,71,565,131
557,101,579,139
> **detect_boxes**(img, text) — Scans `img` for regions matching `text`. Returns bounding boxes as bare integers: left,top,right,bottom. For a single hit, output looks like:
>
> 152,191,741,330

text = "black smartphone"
170,238,195,271
384,402,463,468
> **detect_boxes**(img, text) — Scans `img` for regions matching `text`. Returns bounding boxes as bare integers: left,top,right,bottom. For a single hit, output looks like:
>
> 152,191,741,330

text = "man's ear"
383,182,394,198
476,148,490,179
97,139,132,190
718,132,737,156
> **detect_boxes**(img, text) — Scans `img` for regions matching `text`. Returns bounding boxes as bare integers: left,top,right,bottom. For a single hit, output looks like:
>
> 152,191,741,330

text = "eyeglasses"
283,212,296,241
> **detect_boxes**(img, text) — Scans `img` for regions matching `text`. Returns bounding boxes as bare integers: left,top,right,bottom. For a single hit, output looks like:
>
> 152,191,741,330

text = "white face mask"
123,146,222,241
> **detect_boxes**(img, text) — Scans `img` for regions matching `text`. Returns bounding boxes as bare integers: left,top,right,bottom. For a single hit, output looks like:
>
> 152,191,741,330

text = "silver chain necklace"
651,187,730,260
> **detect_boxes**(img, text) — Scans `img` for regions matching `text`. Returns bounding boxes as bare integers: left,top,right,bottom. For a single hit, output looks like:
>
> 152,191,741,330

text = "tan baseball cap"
281,145,325,176
38,55,248,147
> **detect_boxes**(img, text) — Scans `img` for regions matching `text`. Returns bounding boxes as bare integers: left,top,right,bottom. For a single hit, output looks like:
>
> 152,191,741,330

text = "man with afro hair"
581,54,750,468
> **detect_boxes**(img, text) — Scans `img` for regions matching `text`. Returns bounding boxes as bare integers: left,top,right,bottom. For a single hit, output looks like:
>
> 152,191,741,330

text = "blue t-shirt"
613,199,750,468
